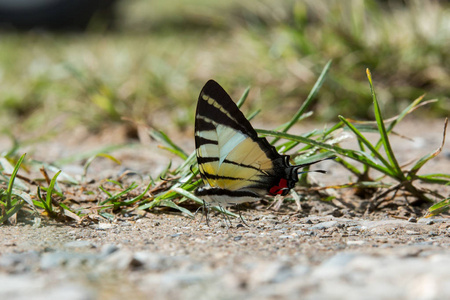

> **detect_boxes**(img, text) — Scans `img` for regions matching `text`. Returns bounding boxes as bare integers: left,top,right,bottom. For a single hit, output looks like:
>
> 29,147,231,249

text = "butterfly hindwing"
195,80,295,205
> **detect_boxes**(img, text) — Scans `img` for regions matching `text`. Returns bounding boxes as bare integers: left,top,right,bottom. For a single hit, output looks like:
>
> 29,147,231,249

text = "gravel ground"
1,215,450,300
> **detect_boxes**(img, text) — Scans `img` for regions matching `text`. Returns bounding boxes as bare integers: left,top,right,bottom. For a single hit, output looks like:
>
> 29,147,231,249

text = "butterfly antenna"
189,165,197,175
294,156,336,174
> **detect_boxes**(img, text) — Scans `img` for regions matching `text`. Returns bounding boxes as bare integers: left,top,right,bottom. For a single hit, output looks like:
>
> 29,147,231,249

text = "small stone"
101,244,119,256
408,217,417,223
347,240,366,245
279,235,293,239
234,236,242,241
248,262,292,287
98,223,113,230
98,250,143,271
0,251,40,272
329,209,343,217
170,233,181,238
64,240,94,248
348,226,361,232
310,221,338,230
406,230,420,235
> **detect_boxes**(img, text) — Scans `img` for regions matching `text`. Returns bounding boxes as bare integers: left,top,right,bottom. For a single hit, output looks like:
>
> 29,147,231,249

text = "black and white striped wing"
194,80,291,205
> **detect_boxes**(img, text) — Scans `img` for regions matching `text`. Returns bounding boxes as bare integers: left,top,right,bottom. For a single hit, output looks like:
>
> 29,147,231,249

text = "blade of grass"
54,144,127,166
408,118,448,178
160,199,193,217
121,180,153,205
84,153,121,177
366,69,404,179
100,182,139,205
45,170,62,213
5,153,26,210
425,197,450,218
258,129,395,176
150,130,188,160
338,116,393,172
236,86,251,108
0,200,24,224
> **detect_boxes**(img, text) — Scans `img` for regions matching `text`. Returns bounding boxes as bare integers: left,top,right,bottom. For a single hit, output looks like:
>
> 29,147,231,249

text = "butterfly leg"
186,205,203,227
202,200,210,226
236,204,249,227
217,204,233,229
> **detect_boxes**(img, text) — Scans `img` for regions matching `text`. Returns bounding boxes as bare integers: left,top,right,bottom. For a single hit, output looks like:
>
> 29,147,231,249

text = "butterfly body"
195,80,322,207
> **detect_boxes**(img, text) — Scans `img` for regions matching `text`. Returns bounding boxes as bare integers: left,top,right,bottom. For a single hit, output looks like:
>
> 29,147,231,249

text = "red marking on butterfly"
269,178,289,196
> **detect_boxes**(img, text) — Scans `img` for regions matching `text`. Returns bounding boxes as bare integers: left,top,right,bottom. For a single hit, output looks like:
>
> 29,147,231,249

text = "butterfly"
195,79,330,207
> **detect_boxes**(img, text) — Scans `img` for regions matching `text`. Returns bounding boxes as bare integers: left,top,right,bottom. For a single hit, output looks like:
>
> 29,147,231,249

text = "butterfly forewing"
195,80,293,205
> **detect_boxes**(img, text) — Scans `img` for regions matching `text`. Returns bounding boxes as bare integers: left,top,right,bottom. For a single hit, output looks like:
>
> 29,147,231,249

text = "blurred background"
0,0,449,141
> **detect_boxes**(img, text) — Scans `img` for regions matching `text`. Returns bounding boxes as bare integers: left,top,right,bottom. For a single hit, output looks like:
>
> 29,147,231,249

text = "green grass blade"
366,69,404,179
408,118,447,177
415,174,450,185
425,197,450,218
159,199,194,217
45,170,62,213
150,130,188,160
0,200,24,223
334,157,362,177
258,129,395,176
106,179,123,189
5,153,26,210
374,95,427,151
122,180,153,205
338,116,392,170
84,153,121,177
100,182,139,205
54,144,127,165
236,86,251,108
36,186,50,212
